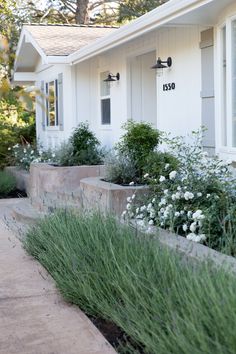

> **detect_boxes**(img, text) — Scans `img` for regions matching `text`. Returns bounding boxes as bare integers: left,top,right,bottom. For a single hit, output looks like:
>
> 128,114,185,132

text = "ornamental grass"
24,211,236,353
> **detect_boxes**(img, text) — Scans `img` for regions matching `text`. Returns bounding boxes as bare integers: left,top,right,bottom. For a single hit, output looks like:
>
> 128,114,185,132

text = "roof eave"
68,0,215,65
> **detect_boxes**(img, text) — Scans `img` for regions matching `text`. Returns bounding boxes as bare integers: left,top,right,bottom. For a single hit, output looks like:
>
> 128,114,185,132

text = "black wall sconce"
151,57,172,76
103,73,120,82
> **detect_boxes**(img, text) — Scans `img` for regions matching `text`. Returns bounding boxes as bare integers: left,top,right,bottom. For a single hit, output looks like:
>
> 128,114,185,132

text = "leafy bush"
0,91,36,168
0,170,16,197
66,122,103,166
118,120,161,176
124,129,236,256
104,151,137,185
9,143,55,170
145,151,179,180
24,211,236,353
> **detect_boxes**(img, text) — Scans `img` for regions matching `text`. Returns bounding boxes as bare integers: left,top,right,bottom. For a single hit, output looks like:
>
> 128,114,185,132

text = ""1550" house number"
163,83,176,91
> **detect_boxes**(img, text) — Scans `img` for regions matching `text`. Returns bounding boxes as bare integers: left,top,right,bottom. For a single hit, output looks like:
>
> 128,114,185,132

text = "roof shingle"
24,24,118,56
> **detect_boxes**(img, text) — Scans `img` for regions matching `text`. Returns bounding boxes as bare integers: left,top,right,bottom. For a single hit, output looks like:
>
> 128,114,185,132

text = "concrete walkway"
0,200,116,354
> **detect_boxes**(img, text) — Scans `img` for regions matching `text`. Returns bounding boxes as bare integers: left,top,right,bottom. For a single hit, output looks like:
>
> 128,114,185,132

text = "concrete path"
0,200,116,354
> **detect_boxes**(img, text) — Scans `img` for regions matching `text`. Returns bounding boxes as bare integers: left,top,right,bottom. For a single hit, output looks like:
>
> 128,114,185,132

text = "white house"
14,0,236,161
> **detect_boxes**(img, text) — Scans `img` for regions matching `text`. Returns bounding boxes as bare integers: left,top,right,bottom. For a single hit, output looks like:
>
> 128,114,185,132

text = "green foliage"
117,120,161,177
104,151,137,185
0,90,36,168
64,122,103,166
145,151,179,180
0,170,16,197
118,0,166,22
25,210,236,354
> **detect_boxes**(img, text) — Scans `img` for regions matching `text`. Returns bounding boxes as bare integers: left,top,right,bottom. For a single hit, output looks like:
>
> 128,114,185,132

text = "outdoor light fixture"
151,57,172,76
103,73,120,82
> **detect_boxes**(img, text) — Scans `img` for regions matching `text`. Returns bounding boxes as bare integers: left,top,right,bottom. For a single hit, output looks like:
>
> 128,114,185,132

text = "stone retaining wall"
80,177,149,215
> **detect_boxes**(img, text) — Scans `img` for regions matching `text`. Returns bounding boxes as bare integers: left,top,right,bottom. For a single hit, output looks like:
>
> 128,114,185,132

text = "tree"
48,0,121,25
118,0,168,22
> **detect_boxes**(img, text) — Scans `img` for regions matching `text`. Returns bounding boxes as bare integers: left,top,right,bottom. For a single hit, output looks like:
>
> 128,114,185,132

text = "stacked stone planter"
80,177,149,215
29,163,105,211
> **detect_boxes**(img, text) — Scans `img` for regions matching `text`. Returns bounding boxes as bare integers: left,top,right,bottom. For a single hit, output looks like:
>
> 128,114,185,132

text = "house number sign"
163,83,176,91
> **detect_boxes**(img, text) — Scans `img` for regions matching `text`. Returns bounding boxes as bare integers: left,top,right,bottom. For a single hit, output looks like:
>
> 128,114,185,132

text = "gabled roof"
23,24,118,57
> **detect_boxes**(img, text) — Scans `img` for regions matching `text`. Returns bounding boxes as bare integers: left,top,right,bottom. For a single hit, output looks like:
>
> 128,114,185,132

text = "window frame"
45,79,59,129
100,71,111,126
218,14,236,152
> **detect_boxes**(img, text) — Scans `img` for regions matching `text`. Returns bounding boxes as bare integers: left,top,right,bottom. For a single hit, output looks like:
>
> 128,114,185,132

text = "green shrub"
145,151,179,180
25,211,236,354
0,170,16,197
104,151,137,185
117,120,161,176
67,122,103,166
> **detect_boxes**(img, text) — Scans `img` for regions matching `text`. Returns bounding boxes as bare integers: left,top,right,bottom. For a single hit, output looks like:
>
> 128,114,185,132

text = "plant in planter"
123,129,236,256
105,120,162,185
55,122,103,166
0,170,16,198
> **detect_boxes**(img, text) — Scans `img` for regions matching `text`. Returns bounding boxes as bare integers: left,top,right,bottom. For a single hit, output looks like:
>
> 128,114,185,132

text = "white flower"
171,194,176,201
129,181,134,186
165,163,170,170
121,210,127,217
180,210,185,215
187,211,192,218
23,149,26,153
192,210,203,220
150,212,156,218
136,213,144,219
197,192,202,197
163,211,169,218
127,197,132,203
164,189,169,195
152,198,156,203
159,175,166,182
132,194,136,200
52,153,56,158
182,224,188,232
136,207,140,214
8,147,11,151
140,205,146,212
144,173,149,178
39,150,43,156
159,198,167,206
147,203,153,211
206,194,211,199
31,150,34,154
186,233,196,241
190,222,197,232
169,171,177,180
137,220,145,227
175,212,180,217
184,192,194,200
126,203,131,210
148,219,154,226
177,186,182,191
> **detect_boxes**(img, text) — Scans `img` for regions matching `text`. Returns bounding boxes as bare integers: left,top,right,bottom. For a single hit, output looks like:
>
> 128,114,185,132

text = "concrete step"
2,198,46,240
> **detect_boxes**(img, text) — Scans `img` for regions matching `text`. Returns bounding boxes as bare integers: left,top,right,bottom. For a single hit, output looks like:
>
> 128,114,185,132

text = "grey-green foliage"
24,211,236,354
104,151,137,185
0,170,16,197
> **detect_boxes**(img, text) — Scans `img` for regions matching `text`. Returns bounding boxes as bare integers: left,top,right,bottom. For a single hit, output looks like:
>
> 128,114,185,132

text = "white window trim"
99,70,112,128
45,79,59,130
216,14,236,155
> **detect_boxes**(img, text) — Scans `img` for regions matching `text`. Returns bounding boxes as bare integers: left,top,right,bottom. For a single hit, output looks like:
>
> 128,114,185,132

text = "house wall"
35,61,76,149
75,25,203,148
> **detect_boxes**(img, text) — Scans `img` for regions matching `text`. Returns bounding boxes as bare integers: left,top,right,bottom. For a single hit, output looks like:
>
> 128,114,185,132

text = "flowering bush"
9,143,55,170
123,129,236,255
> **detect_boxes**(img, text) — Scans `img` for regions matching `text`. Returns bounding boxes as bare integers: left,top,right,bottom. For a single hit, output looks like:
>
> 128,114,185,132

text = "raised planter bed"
5,166,30,195
29,163,105,211
80,177,149,215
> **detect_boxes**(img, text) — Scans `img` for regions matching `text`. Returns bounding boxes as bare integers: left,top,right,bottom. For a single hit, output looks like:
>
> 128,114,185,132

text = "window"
219,18,236,148
45,79,58,127
100,71,111,125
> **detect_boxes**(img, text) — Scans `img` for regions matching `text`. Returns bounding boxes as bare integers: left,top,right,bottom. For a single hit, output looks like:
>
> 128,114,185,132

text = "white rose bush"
9,143,55,170
123,129,236,256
